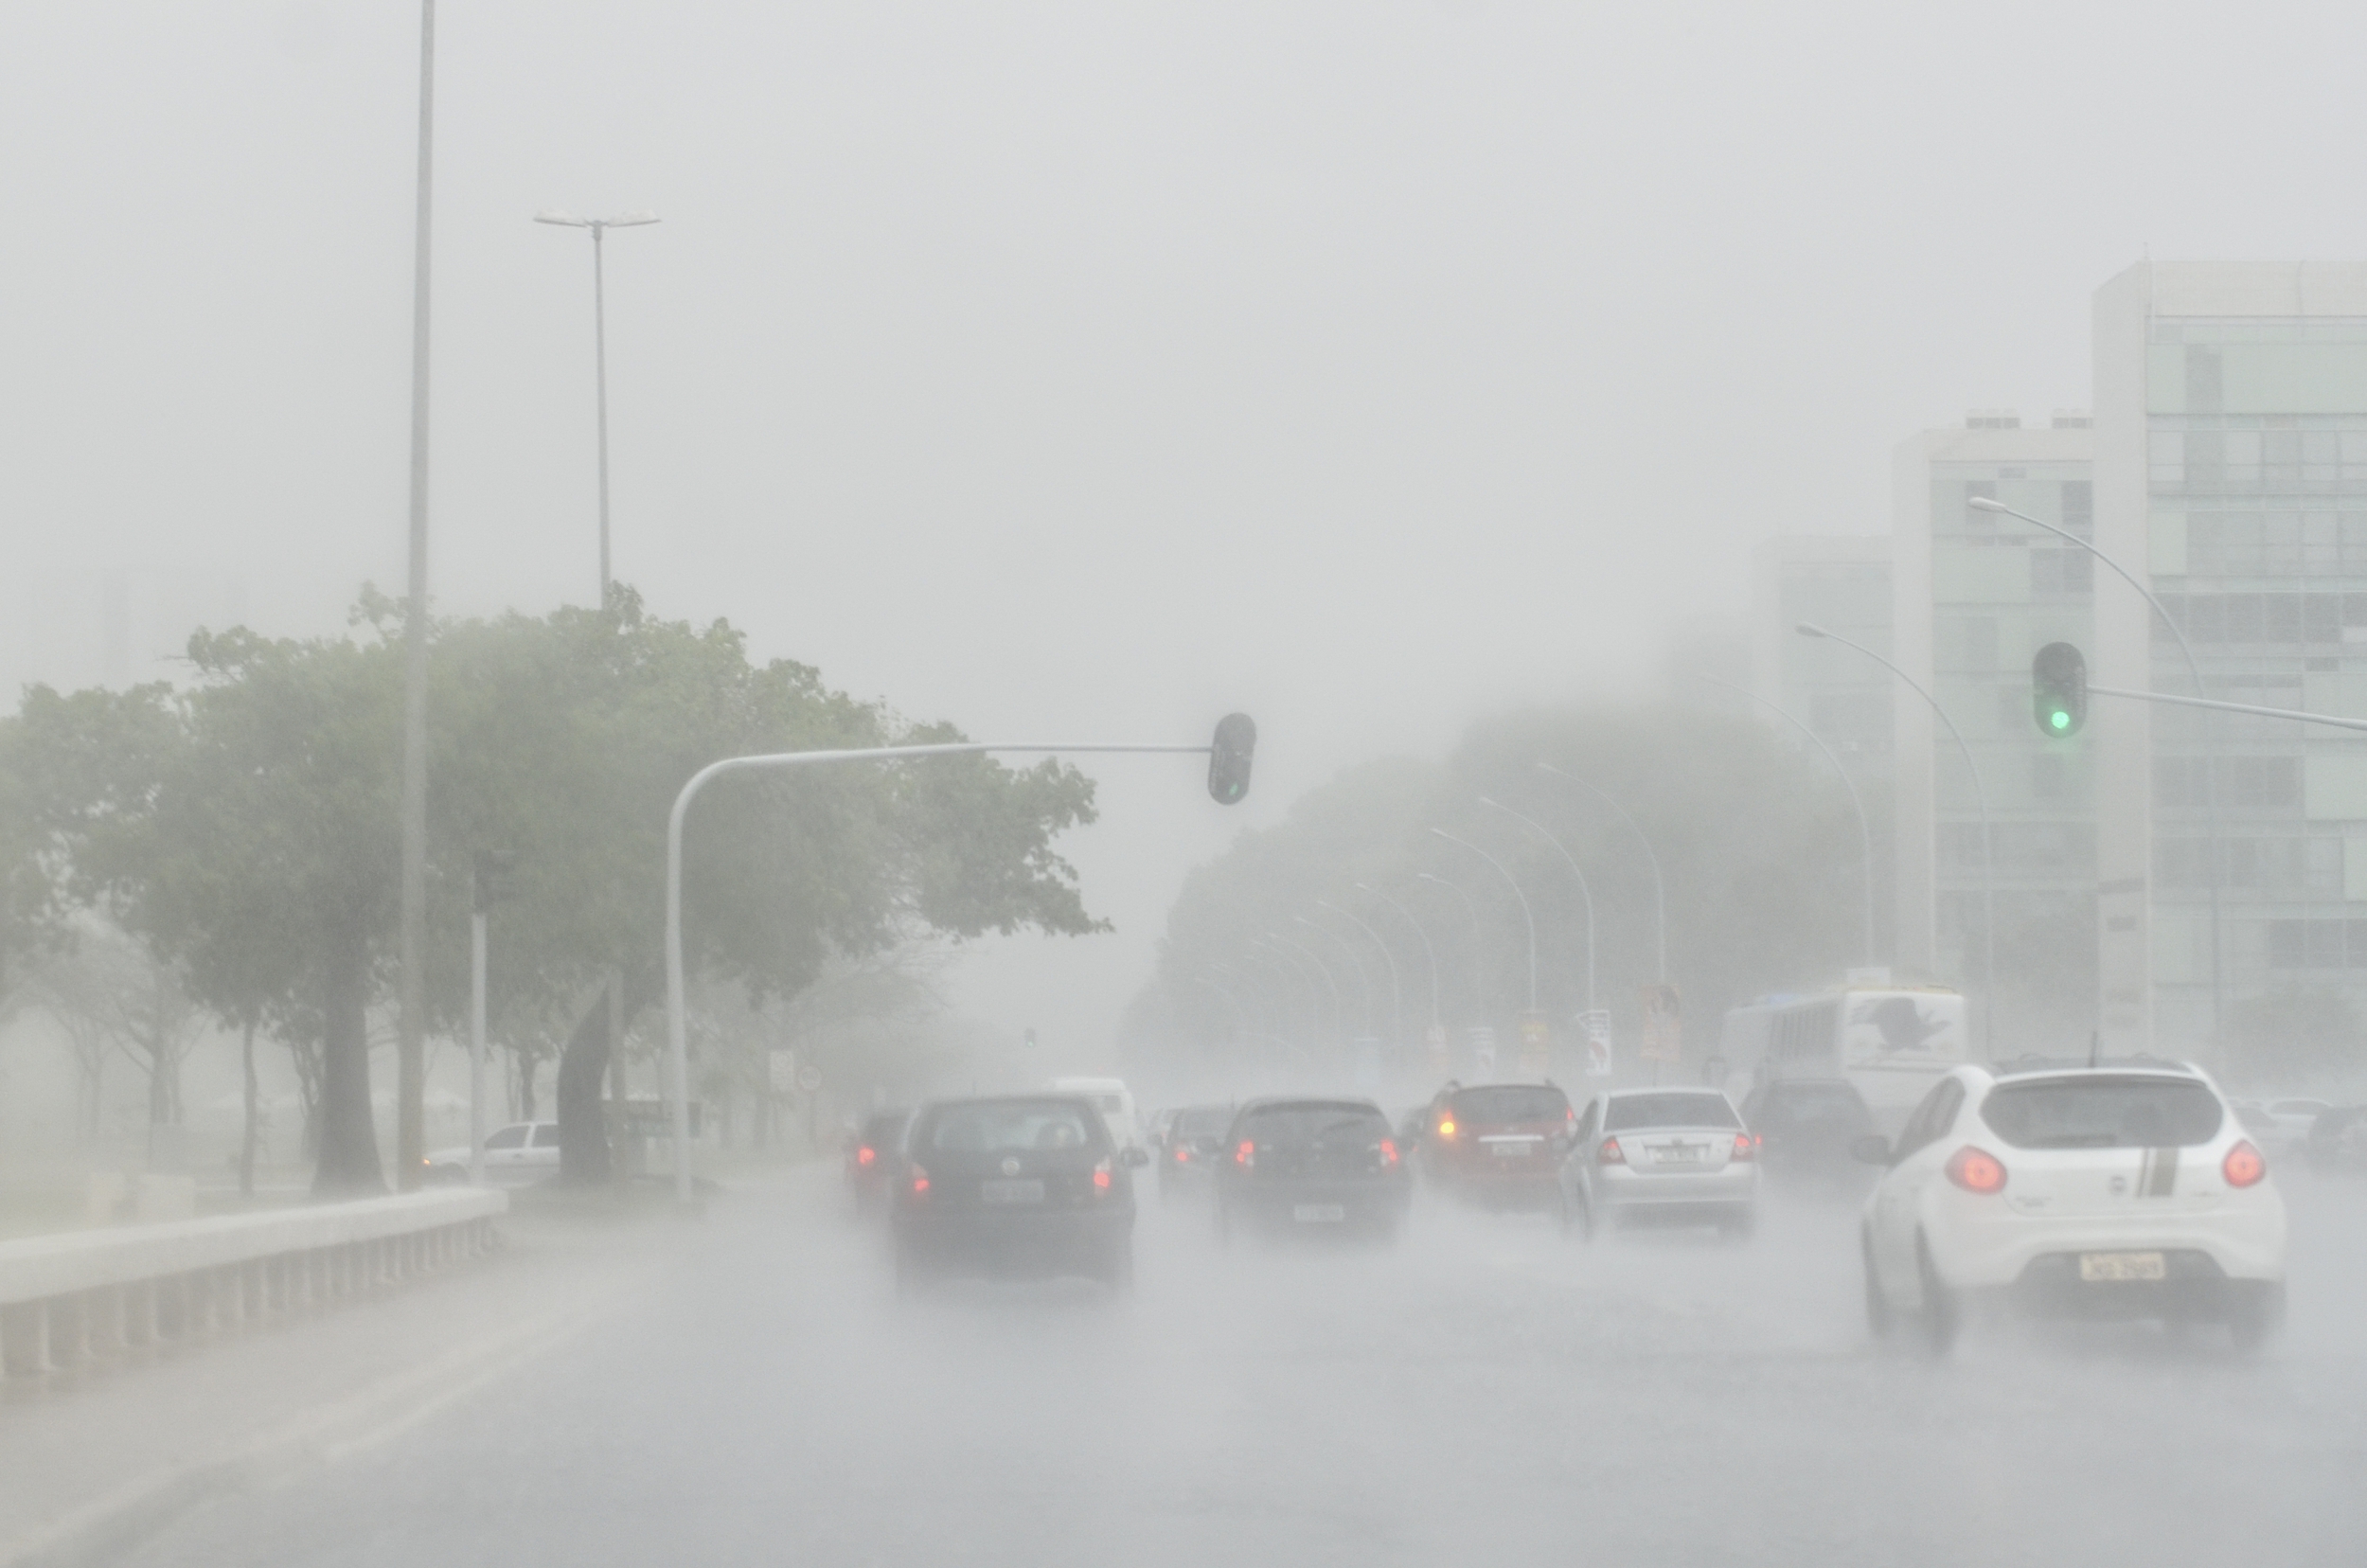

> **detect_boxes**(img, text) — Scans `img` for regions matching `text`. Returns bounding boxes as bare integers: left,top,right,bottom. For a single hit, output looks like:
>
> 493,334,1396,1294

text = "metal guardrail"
0,1187,506,1380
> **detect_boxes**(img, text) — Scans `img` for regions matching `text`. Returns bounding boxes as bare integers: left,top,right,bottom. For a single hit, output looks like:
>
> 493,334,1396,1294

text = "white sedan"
423,1121,561,1186
1858,1063,2285,1353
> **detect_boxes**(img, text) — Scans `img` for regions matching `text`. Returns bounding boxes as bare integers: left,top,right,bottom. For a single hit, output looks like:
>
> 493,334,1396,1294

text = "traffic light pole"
2086,684,2367,734
665,736,1234,1208
1971,495,2223,1042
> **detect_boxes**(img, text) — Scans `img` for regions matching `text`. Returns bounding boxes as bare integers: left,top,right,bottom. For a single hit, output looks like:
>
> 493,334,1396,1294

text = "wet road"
127,1167,2367,1566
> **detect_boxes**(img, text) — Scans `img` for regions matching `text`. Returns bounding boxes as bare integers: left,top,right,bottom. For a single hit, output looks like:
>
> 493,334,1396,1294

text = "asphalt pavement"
114,1164,2367,1567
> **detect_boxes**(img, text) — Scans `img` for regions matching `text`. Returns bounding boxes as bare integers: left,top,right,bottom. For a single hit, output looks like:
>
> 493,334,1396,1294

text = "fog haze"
8,1,2365,1049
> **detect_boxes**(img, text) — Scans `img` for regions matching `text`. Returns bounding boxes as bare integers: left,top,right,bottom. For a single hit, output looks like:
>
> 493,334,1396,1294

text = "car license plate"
2078,1251,2166,1282
1292,1203,1346,1223
980,1179,1044,1204
1490,1143,1534,1158
1653,1144,1705,1164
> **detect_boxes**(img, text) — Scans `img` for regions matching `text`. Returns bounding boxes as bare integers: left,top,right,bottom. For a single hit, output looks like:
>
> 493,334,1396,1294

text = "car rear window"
1450,1086,1571,1123
1604,1093,1740,1131
925,1100,1104,1155
1980,1076,2224,1149
1237,1104,1392,1148
1173,1106,1233,1137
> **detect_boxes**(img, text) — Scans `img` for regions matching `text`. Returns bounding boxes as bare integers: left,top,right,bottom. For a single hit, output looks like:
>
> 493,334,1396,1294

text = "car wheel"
1915,1235,1958,1357
1861,1231,1894,1340
2229,1283,2286,1351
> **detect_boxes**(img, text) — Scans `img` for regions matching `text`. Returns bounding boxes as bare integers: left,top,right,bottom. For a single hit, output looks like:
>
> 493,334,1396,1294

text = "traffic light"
1208,713,1256,804
2033,642,2088,737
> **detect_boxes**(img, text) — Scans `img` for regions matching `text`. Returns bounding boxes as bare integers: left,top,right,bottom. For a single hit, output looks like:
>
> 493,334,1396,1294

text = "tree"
27,588,1109,1195
30,923,206,1167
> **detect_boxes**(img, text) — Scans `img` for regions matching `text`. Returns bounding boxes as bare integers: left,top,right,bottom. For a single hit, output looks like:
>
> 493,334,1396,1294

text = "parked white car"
1858,1063,2285,1353
423,1121,561,1186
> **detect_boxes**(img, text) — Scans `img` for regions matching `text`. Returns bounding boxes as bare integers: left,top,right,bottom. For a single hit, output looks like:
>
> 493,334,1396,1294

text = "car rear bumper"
1998,1251,2279,1321
1592,1163,1758,1212
1222,1179,1410,1232
893,1207,1131,1276
1925,1196,2287,1291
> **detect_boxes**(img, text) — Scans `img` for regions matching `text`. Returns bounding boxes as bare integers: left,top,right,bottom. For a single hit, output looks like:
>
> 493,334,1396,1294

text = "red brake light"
1235,1139,1255,1168
909,1164,931,1198
1597,1136,1624,1165
856,1146,876,1167
1379,1138,1399,1167
1173,1146,1190,1163
1944,1146,2007,1195
1093,1157,1112,1193
1731,1132,1759,1162
2223,1139,2267,1188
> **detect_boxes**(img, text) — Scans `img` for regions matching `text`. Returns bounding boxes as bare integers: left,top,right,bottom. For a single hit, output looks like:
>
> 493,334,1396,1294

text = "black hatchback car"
1215,1097,1411,1243
890,1096,1147,1292
1737,1077,1873,1185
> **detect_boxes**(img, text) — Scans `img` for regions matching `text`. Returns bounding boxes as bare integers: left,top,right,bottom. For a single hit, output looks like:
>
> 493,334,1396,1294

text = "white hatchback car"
1858,1063,2285,1352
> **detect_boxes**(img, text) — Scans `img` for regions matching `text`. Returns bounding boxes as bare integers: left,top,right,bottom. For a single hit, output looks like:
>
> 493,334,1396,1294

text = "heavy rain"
2,5,2365,1565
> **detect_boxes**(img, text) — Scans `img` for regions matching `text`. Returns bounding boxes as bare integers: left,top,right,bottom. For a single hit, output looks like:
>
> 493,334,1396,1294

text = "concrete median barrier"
0,1188,505,1381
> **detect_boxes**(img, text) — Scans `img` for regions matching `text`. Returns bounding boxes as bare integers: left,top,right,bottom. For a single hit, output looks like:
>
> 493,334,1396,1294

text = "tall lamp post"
395,0,436,1194
1968,492,2222,1039
1295,916,1378,1037
1264,933,1345,1047
1696,674,1878,966
534,208,660,603
1431,828,1540,1014
1798,621,1994,1052
1416,871,1490,1018
1536,765,1666,983
1474,799,1596,1015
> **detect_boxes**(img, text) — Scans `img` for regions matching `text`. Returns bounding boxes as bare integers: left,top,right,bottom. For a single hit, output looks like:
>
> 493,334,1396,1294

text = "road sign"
1579,1009,1614,1078
795,1062,824,1093
1518,1011,1551,1077
1638,984,1682,1063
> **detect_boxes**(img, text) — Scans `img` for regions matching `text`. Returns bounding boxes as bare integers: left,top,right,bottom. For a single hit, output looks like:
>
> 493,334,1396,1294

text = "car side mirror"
1122,1147,1150,1168
1850,1133,1892,1167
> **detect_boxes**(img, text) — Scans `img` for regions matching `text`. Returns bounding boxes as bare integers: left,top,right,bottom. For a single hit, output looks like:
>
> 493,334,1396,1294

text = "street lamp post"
665,735,1233,1206
1316,900,1404,1051
1968,492,2223,1039
395,0,436,1194
1237,947,1315,1059
534,208,660,604
1264,933,1345,1047
1536,765,1666,983
1356,882,1440,1036
1472,800,1595,1015
1798,621,1994,1052
1697,674,1878,966
1431,828,1540,1013
1295,916,1378,1037
1416,871,1489,1018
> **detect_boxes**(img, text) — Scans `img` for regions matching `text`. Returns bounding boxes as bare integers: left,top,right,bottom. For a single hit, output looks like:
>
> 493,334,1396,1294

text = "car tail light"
1597,1136,1625,1165
1437,1117,1457,1140
1379,1138,1399,1167
909,1165,931,1198
1944,1146,2007,1195
1731,1132,1759,1162
1172,1146,1190,1164
1093,1157,1112,1194
856,1146,876,1167
2223,1139,2267,1188
1235,1140,1255,1169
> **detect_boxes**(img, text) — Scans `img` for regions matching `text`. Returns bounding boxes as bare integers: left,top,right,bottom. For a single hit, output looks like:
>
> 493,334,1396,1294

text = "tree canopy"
16,589,1103,1192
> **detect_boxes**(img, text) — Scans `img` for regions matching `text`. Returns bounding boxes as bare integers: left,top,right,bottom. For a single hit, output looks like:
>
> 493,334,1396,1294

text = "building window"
1965,480,1997,526
2031,548,2093,597
2060,480,2093,532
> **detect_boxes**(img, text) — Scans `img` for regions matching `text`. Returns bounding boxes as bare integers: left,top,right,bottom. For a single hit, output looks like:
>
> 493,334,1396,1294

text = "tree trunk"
240,1022,258,1198
517,1051,537,1120
554,990,615,1185
312,925,384,1196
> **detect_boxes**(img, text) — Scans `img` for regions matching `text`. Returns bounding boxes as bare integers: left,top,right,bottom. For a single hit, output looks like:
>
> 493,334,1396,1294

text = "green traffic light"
2050,710,2070,731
